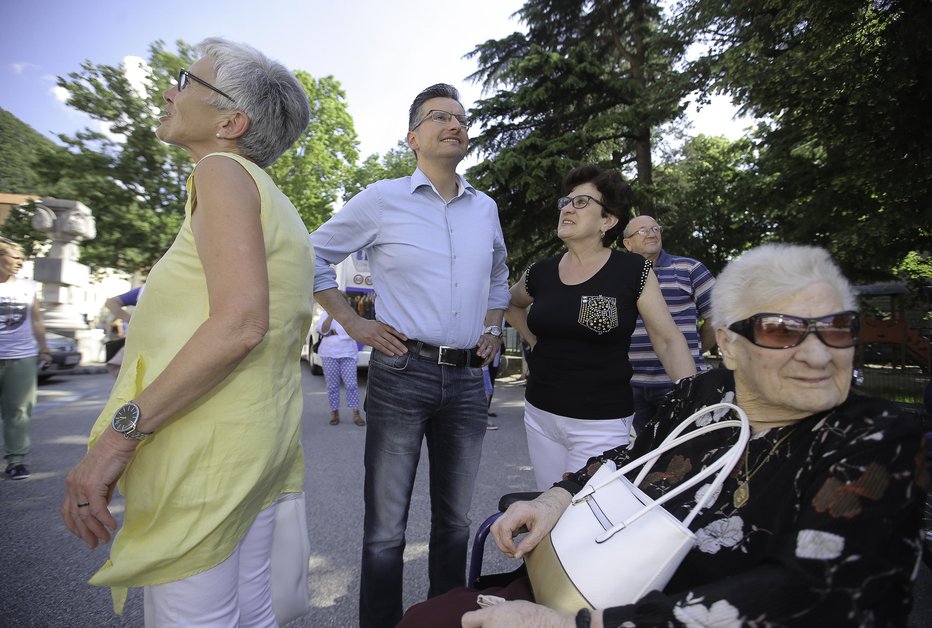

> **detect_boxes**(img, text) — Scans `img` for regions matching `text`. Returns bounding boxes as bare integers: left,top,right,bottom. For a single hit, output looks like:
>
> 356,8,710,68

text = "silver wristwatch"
483,325,503,338
111,401,153,441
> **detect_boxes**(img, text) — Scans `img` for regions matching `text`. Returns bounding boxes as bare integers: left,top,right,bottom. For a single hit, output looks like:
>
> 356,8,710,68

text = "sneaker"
486,421,499,431
5,464,30,480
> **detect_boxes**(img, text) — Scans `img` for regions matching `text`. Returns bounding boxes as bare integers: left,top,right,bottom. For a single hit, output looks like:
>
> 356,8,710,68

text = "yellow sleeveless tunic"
87,153,314,612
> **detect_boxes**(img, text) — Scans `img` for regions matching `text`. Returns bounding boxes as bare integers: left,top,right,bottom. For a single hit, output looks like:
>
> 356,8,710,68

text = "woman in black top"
506,165,696,490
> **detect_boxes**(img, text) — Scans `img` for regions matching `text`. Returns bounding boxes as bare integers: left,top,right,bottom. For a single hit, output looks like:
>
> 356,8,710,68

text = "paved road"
0,366,928,626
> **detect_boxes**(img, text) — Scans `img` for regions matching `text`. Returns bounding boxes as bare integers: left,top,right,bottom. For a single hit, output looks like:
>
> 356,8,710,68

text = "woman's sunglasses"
728,311,859,349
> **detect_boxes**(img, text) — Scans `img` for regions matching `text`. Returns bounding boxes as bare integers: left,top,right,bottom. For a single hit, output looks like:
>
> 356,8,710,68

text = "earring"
599,229,605,238
215,132,221,139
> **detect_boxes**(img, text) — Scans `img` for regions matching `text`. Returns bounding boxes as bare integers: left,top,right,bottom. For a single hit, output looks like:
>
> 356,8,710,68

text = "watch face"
112,403,140,433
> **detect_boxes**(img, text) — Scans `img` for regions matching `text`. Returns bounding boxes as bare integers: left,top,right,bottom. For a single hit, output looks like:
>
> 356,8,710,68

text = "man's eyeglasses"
557,195,606,210
728,311,860,349
411,109,471,131
626,225,663,237
178,69,236,104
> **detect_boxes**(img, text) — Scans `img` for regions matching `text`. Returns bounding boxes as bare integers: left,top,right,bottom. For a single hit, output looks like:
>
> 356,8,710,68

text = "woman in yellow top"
60,37,314,625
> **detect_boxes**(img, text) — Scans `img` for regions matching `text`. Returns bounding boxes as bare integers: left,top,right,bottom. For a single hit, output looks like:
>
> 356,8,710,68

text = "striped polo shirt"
629,250,715,387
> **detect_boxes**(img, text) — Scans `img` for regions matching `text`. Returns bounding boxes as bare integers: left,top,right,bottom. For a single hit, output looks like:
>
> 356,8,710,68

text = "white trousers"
524,400,632,491
144,502,278,628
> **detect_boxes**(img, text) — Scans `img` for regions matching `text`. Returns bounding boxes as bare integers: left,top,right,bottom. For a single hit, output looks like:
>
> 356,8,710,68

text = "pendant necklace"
733,426,799,509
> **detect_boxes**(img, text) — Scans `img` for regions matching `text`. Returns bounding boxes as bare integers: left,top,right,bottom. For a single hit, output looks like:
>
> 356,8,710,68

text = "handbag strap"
572,403,750,542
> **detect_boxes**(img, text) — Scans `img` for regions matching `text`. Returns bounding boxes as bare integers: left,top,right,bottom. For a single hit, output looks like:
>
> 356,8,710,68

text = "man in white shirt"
311,83,510,627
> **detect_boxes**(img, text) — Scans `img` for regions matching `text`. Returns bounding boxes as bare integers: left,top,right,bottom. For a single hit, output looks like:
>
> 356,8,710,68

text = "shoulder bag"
524,402,750,613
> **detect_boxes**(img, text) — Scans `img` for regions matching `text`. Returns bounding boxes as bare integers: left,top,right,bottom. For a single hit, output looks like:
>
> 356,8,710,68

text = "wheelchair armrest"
497,491,543,513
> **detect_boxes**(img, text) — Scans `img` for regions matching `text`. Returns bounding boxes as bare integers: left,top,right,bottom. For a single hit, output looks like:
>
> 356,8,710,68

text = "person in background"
486,343,503,419
622,215,716,435
59,37,313,624
402,243,927,627
505,165,696,492
310,82,509,627
0,239,51,480
316,312,365,426
104,285,145,376
482,366,498,430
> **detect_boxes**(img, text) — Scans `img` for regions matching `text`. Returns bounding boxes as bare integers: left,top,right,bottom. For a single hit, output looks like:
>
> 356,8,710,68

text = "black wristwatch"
111,401,153,441
576,608,591,628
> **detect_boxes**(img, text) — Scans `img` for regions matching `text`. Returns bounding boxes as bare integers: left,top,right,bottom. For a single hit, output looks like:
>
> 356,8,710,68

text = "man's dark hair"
408,83,461,131
562,164,635,247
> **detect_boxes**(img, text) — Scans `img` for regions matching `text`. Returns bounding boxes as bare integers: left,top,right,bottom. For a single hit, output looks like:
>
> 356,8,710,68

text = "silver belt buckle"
437,346,457,366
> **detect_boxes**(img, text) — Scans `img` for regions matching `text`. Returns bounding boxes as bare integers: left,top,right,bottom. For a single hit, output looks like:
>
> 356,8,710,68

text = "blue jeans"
360,349,487,628
631,383,673,435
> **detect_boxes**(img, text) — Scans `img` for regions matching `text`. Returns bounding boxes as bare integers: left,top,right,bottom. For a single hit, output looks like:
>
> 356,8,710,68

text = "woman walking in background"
317,313,365,426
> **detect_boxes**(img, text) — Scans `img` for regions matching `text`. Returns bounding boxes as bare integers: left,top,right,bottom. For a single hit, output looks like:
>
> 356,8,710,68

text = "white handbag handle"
571,402,750,542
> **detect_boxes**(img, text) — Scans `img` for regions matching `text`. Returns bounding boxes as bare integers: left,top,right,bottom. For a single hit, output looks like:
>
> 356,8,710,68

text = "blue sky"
0,0,746,162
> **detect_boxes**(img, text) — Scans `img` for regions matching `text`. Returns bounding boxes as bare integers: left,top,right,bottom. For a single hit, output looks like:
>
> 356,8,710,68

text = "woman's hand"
60,429,137,549
491,488,572,559
461,600,575,628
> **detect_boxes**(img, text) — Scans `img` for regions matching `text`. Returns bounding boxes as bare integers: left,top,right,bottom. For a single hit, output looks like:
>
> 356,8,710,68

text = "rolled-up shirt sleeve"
310,186,380,294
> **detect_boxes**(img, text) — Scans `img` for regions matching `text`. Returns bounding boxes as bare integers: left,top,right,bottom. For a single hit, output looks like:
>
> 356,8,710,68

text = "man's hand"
476,334,503,366
344,317,408,356
61,429,137,549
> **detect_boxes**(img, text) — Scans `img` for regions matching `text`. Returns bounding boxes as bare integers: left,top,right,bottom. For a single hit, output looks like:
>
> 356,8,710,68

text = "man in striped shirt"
622,215,716,435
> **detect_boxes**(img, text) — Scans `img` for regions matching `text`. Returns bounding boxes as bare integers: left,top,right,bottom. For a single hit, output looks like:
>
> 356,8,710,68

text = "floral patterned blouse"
557,368,928,626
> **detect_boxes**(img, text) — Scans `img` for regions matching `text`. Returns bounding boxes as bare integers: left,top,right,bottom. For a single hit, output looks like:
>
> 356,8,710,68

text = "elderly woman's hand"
490,488,572,559
60,429,137,549
461,600,576,628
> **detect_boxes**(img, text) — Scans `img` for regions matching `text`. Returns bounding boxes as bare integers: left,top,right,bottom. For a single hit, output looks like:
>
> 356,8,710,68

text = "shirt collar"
409,167,476,199
655,249,672,267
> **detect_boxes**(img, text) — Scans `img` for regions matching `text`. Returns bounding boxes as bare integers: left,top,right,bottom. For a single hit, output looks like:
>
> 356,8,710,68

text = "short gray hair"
710,243,858,330
196,37,310,167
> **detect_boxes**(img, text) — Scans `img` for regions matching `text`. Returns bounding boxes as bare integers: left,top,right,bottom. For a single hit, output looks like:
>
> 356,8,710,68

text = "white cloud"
51,85,69,103
11,62,40,75
122,55,152,99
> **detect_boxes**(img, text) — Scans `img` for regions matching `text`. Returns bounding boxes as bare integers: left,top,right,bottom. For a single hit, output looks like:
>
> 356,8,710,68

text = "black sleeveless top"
525,250,651,419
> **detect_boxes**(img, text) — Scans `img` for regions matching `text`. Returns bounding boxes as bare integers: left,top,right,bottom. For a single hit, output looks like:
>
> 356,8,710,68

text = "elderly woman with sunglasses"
403,242,925,627
60,38,313,625
505,165,696,491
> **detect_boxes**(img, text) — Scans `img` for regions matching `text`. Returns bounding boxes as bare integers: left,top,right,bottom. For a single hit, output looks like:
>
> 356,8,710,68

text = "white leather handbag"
270,492,311,625
525,403,750,613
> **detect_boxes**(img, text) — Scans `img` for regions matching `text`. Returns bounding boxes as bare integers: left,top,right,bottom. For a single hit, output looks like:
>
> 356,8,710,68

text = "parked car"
38,332,81,381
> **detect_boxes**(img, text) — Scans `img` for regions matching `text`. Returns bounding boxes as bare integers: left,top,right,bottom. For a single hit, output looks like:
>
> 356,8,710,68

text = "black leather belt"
403,339,484,368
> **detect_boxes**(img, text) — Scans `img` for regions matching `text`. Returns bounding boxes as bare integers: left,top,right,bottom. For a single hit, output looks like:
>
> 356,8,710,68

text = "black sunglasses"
728,311,860,349
178,69,236,104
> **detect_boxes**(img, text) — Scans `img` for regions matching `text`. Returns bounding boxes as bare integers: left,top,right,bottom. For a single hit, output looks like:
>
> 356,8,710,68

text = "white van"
303,250,374,375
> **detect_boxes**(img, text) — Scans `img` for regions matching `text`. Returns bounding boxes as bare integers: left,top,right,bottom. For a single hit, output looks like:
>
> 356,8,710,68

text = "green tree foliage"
343,141,416,201
652,134,767,274
0,108,62,195
267,73,358,230
34,40,358,272
465,0,694,273
677,0,932,280
0,109,64,253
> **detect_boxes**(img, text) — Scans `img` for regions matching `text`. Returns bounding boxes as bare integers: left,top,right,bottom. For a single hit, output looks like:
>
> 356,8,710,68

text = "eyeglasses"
728,311,860,349
626,225,663,237
411,109,471,131
557,195,606,210
177,69,236,104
